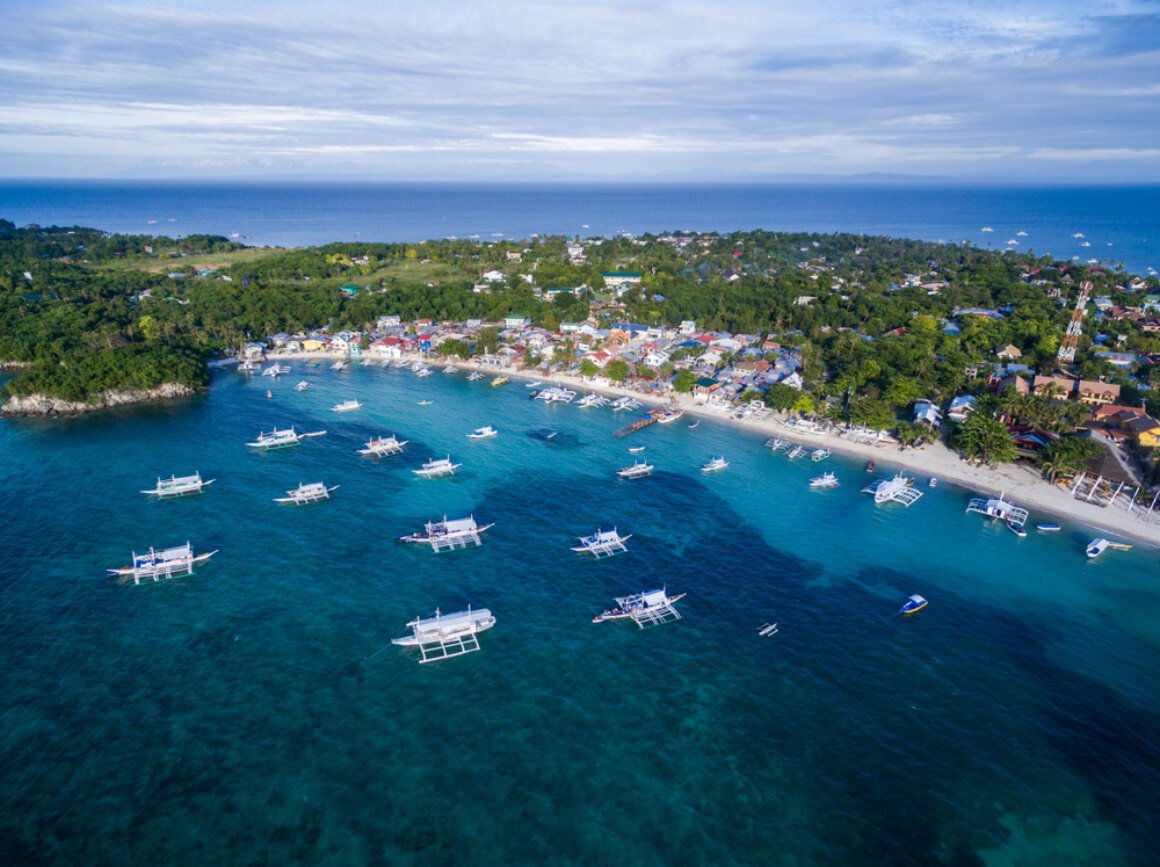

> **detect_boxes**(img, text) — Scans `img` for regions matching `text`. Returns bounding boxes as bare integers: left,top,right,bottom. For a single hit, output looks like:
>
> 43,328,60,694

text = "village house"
947,395,977,422
913,399,943,428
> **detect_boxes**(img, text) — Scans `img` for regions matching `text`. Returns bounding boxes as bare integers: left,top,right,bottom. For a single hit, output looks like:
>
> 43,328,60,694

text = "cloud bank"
1,0,1158,180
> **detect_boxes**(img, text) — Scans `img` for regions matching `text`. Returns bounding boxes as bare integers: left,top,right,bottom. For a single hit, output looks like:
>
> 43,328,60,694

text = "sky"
1,0,1158,182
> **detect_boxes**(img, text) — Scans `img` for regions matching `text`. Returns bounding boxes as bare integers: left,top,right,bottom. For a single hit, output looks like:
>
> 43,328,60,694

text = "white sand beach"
259,350,1160,549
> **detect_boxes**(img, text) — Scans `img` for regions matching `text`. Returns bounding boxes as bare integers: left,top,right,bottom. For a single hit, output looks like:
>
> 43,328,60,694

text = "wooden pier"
614,407,665,438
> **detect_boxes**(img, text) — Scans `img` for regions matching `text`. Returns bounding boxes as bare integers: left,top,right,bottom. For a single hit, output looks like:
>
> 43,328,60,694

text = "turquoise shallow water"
2,367,1159,865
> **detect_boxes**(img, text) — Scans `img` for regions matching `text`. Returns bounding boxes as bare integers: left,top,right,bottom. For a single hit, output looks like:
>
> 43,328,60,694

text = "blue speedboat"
899,595,928,616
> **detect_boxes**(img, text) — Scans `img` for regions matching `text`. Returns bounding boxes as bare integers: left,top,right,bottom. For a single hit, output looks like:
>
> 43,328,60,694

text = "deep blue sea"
0,180,1158,276
2,366,1159,865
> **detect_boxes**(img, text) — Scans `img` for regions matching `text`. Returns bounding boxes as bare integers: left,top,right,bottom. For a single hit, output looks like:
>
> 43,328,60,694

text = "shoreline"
260,350,1160,549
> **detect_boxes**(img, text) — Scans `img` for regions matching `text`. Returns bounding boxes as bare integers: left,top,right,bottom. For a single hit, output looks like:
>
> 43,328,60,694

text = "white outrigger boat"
862,471,923,507
274,481,339,504
392,606,496,663
246,426,327,450
572,527,631,557
577,393,610,408
786,445,806,459
413,455,461,478
332,399,362,412
108,542,217,585
467,371,486,381
810,472,839,489
141,472,215,498
294,380,311,392
765,436,789,451
443,364,459,374
358,434,408,456
965,491,1029,530
535,386,577,403
467,425,498,439
593,588,686,627
701,456,728,473
399,515,494,552
330,360,349,370
617,459,654,479
261,363,290,377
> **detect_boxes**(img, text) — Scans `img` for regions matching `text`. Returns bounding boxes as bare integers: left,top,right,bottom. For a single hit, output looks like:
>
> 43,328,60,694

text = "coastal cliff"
0,382,197,416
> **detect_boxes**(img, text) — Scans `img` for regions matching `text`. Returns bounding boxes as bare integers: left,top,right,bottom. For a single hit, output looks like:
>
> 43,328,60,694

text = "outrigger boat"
701,456,728,473
294,381,311,392
246,426,326,450
899,595,928,616
108,542,217,585
332,399,362,412
810,472,839,489
399,515,493,552
392,606,496,663
617,460,654,479
467,371,486,381
141,472,215,498
571,527,631,558
413,455,461,478
358,434,408,456
274,481,338,504
593,588,686,628
965,491,1029,530
467,425,498,439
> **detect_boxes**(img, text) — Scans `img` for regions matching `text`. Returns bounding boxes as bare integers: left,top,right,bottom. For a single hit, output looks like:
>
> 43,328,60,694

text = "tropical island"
3,216,1160,502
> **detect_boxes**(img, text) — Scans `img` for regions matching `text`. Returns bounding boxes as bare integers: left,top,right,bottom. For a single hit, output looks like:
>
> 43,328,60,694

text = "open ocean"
2,366,1159,865
0,180,1158,276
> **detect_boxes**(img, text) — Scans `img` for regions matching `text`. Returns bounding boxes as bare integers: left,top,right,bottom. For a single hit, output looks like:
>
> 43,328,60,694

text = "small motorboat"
688,420,700,429
1086,538,1109,559
628,446,645,454
1008,522,1027,538
899,595,928,616
467,425,498,439
1036,523,1061,532
866,460,876,473
417,399,432,406
929,477,938,488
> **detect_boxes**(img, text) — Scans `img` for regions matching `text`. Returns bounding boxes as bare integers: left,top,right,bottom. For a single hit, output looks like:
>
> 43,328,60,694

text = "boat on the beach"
1086,538,1109,558
617,460,654,479
701,456,728,473
358,434,408,456
413,455,461,478
965,492,1029,530
141,472,215,498
399,515,493,551
862,471,923,507
899,595,928,616
108,542,217,585
274,481,338,504
810,472,839,489
593,588,685,627
392,606,496,663
467,425,498,439
1036,523,1061,532
246,426,326,450
332,399,362,412
572,527,631,558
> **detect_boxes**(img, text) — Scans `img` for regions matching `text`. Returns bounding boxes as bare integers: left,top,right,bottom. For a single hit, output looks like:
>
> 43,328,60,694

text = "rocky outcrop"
1,383,198,416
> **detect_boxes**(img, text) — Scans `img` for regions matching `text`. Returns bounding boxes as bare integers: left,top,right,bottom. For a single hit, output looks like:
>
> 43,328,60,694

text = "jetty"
614,405,669,438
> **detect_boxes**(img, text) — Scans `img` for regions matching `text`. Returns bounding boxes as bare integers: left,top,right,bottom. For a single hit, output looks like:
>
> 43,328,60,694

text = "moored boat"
617,459,654,479
413,455,461,478
467,425,498,439
141,472,215,498
274,481,338,504
399,515,493,551
294,381,310,392
1036,523,1061,532
571,527,631,558
108,542,217,585
332,399,362,412
490,375,509,387
593,588,686,627
899,594,928,616
810,472,839,489
701,456,728,473
246,426,326,450
392,606,496,663
1086,538,1109,558
358,434,408,456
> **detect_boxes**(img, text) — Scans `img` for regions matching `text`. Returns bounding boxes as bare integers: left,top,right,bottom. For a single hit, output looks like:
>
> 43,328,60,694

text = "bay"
1,365,1158,864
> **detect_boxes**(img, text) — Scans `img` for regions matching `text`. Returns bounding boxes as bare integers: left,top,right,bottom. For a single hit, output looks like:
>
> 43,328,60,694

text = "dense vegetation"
1,218,1156,415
